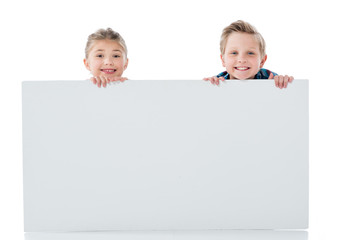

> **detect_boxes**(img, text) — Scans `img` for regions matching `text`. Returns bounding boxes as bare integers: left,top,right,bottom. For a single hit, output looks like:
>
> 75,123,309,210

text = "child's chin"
102,73,122,78
232,76,249,80
234,74,254,80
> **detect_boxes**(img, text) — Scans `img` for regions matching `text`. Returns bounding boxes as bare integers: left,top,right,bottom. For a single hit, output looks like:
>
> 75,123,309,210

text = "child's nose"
104,57,114,65
237,54,247,63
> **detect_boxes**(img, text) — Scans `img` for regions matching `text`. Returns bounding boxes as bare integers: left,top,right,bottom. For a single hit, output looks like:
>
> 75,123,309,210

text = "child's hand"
90,76,128,88
269,73,294,89
203,76,225,86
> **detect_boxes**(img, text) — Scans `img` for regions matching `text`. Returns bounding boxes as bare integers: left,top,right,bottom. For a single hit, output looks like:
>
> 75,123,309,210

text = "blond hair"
85,28,127,59
220,20,266,58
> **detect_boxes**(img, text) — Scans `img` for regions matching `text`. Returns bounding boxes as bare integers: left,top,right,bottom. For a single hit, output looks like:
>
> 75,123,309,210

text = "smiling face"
84,39,128,77
221,32,267,79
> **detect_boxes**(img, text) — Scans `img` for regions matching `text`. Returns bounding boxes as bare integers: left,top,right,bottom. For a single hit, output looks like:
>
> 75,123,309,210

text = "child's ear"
83,58,91,71
124,58,129,70
260,55,267,68
221,54,226,67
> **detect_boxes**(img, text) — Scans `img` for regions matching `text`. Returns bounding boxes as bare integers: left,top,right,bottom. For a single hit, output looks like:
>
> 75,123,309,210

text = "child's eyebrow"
94,49,123,53
228,46,258,51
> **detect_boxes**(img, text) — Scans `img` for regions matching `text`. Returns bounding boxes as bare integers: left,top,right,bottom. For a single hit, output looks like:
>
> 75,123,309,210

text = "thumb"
268,72,274,79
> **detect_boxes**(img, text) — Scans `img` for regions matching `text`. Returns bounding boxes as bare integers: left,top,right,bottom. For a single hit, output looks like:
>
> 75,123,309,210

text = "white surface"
1,0,360,239
22,80,308,232
24,230,308,240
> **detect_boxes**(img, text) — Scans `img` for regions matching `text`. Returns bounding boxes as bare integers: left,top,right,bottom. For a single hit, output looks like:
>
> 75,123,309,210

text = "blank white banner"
22,80,308,232
24,230,308,240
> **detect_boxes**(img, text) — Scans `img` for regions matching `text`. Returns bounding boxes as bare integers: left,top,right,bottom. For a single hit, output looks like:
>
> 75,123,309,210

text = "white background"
0,0,359,239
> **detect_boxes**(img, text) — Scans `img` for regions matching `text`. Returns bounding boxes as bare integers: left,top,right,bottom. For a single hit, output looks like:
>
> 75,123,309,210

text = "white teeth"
236,67,248,70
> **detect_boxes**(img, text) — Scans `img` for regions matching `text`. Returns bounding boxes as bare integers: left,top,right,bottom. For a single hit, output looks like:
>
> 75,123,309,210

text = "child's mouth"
101,69,117,74
235,66,250,71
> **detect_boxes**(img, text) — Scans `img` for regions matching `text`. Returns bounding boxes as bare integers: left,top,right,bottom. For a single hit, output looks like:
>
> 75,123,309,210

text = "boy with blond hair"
204,20,293,89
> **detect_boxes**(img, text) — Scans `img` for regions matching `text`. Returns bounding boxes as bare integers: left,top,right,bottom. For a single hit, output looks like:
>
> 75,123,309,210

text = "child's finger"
117,77,127,82
101,77,107,88
284,75,289,88
279,75,284,89
110,77,127,82
274,75,279,88
203,76,223,85
90,77,96,85
213,78,218,85
269,73,274,79
95,77,101,88
97,76,106,88
289,76,294,83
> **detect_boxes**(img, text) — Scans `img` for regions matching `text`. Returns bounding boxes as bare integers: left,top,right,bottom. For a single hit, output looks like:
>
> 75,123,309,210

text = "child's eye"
96,54,104,58
113,55,121,58
230,52,237,55
248,52,255,55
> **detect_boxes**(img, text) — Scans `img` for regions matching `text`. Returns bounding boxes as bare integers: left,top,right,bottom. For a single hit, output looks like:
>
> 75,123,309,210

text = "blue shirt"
216,68,277,79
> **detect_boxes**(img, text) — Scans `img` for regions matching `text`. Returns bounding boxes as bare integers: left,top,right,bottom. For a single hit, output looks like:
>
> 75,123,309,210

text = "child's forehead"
90,39,124,52
226,32,260,48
